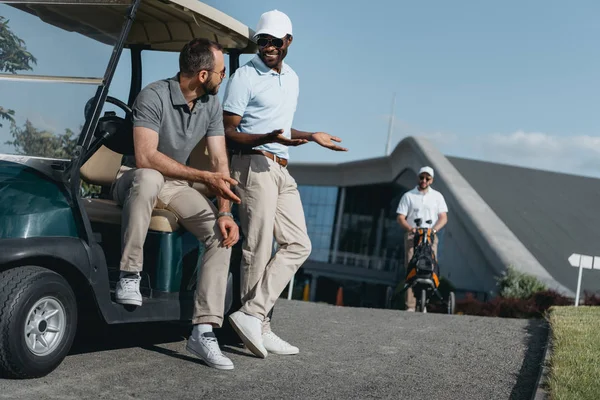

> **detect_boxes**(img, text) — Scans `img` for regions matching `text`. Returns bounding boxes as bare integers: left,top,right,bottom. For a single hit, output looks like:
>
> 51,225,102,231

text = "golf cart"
0,0,256,378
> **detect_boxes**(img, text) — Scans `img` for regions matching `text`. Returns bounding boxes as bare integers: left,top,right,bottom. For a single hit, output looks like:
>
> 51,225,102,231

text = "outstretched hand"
265,129,309,147
312,132,348,151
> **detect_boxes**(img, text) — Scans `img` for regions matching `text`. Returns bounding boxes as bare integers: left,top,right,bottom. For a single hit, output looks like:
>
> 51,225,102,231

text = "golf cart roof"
9,0,258,53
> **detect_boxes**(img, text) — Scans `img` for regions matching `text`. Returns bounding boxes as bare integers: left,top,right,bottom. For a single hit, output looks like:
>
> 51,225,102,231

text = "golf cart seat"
80,138,214,233
80,145,181,233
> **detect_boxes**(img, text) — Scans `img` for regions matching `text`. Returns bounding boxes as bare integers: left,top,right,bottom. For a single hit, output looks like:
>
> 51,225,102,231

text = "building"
286,136,600,308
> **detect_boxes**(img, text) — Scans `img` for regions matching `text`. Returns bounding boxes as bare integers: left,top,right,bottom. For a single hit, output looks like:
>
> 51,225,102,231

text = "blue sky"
1,0,599,177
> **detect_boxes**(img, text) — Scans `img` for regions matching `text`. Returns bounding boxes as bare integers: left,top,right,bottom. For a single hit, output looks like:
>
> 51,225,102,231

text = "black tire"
448,292,456,315
420,289,427,313
0,266,78,379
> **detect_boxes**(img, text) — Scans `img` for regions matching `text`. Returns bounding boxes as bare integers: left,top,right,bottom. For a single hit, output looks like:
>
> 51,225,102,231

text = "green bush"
497,266,547,299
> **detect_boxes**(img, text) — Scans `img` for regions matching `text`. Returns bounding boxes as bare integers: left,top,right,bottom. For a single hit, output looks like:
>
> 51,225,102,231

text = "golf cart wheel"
0,266,78,379
448,292,456,315
420,289,427,313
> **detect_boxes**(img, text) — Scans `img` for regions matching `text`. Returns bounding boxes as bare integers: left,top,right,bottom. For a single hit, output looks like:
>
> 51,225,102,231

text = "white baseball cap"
254,10,293,40
419,166,434,178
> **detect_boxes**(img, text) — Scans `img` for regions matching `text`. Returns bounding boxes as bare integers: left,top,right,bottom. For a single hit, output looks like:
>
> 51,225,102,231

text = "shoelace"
120,277,140,292
265,331,291,346
201,336,226,359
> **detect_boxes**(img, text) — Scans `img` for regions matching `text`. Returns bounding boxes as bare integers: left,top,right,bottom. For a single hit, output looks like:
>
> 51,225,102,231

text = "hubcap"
24,297,66,356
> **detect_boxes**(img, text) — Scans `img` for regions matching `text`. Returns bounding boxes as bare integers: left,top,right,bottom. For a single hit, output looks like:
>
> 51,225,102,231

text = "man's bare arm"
396,214,414,232
290,128,314,141
135,127,206,181
292,128,347,152
206,135,233,213
223,111,308,148
134,126,240,203
433,212,448,232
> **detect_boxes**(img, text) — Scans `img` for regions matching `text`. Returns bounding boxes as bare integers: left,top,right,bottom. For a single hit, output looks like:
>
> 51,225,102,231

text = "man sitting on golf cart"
111,38,241,370
396,166,448,311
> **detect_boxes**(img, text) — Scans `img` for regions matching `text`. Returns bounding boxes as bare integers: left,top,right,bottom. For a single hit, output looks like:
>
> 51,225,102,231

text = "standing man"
396,166,448,311
111,38,241,370
222,10,347,358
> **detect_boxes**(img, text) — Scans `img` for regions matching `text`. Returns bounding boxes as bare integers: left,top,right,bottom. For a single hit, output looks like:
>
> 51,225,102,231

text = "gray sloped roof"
448,156,600,295
290,136,574,296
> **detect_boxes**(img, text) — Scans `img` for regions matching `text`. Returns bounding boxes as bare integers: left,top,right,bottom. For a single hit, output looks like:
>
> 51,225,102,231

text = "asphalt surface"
0,300,547,400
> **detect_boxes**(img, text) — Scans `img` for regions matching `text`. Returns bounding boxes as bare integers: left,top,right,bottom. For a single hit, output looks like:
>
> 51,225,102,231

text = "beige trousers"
230,153,311,321
404,230,439,309
111,166,231,327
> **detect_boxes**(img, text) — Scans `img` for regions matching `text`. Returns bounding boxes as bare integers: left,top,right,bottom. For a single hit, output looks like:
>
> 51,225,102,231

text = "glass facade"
297,182,413,273
293,171,453,310
334,183,408,272
298,185,338,262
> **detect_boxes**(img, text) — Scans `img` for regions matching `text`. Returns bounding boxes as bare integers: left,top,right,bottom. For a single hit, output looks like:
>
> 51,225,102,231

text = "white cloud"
486,131,561,154
376,113,600,178
472,130,600,177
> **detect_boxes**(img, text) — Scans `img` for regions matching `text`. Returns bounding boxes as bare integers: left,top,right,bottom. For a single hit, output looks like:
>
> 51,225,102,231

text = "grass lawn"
547,306,600,400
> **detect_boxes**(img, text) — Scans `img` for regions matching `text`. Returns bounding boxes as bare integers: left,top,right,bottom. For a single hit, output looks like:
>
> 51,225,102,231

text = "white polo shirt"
222,55,299,160
396,186,448,229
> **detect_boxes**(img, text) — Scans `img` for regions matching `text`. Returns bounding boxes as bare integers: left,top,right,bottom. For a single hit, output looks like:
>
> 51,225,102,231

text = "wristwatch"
218,212,233,219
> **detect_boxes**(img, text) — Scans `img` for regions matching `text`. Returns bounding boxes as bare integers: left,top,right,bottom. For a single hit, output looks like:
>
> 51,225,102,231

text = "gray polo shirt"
123,74,224,167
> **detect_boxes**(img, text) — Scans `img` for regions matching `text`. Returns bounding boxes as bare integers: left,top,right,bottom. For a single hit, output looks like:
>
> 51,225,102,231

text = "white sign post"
568,253,600,306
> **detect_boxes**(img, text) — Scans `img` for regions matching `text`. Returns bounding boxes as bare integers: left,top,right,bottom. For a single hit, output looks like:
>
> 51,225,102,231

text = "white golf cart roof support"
0,74,103,85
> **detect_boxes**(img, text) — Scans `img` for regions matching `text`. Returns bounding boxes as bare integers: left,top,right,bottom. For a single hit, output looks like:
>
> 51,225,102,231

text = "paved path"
0,300,547,400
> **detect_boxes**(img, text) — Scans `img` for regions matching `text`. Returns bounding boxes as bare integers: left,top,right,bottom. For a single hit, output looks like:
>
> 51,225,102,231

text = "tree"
6,120,76,159
6,120,101,196
0,15,38,127
1,17,101,197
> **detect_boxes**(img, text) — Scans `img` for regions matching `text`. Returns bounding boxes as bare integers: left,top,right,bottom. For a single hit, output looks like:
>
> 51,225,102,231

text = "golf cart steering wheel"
106,96,133,116
84,96,135,155
85,95,133,120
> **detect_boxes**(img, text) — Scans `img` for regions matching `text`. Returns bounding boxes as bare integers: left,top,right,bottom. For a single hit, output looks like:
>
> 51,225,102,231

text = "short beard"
202,80,218,96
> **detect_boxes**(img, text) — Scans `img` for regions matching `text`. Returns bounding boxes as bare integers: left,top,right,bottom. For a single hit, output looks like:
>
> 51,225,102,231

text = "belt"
236,149,288,167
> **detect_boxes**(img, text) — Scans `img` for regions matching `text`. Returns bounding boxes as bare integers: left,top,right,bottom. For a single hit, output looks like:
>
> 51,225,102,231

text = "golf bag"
405,228,440,288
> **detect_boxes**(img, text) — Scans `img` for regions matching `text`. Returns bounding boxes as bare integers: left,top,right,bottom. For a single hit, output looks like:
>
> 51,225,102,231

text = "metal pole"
228,49,240,74
575,258,583,307
385,92,397,156
287,274,295,300
331,187,346,263
127,46,143,107
309,275,318,302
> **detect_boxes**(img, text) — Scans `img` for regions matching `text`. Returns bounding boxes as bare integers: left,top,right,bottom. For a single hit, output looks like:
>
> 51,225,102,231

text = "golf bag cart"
0,0,256,379
398,218,456,314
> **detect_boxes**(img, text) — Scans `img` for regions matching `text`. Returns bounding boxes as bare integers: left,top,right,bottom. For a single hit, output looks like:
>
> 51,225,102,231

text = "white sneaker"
263,330,299,355
186,332,234,370
228,311,268,358
115,274,142,306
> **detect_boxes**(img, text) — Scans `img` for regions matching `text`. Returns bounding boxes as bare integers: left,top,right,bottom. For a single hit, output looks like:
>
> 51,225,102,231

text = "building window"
333,183,408,272
298,185,338,262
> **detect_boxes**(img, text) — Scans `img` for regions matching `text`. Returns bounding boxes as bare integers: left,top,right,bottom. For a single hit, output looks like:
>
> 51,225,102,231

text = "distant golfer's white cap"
419,166,434,178
253,9,293,40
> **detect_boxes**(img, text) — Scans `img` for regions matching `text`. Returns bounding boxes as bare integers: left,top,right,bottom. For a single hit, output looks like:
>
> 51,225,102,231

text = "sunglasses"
208,67,226,79
256,36,285,48
419,175,432,182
